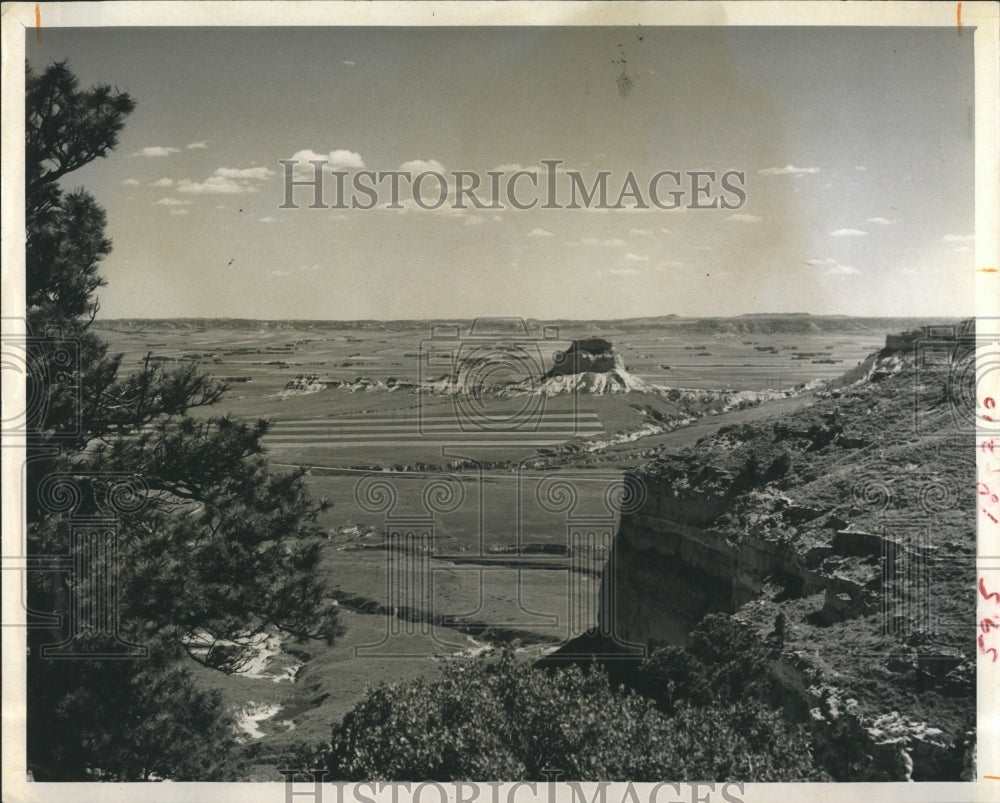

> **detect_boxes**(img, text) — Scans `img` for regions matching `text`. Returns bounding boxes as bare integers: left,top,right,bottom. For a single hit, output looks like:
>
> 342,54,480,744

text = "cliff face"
538,338,651,394
597,351,976,781
547,338,621,375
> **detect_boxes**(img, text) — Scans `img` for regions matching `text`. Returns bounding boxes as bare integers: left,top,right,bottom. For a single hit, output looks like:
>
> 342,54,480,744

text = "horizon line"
90,312,969,324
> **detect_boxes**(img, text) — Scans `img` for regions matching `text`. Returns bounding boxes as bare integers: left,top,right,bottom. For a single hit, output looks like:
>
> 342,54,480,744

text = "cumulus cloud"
942,234,974,242
728,213,763,223
169,209,189,216
290,149,366,170
258,216,277,223
526,227,554,238
625,253,649,261
608,267,641,276
136,146,180,158
154,197,191,206
854,165,868,171
178,176,248,195
177,166,274,195
273,269,291,276
342,60,356,67
187,141,209,150
866,217,892,225
629,228,654,236
806,258,859,276
216,166,275,181
399,159,446,174
830,228,867,237
758,164,820,176
151,177,174,187
581,237,626,247
122,178,140,186
491,163,527,173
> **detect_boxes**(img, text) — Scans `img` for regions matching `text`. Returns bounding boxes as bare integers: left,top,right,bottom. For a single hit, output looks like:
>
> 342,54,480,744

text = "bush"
327,651,823,781
633,645,713,713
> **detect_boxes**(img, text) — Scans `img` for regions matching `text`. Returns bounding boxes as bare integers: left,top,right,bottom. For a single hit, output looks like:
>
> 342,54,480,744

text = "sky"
25,25,976,320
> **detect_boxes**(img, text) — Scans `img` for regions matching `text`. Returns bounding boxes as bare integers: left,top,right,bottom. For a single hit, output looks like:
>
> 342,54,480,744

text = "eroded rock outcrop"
537,338,651,394
596,351,975,780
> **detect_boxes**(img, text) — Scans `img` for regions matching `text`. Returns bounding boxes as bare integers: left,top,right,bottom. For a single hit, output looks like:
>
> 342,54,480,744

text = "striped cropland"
262,409,605,448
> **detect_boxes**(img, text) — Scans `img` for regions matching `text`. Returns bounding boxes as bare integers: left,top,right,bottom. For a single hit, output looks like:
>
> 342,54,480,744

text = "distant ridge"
737,312,812,318
94,314,964,336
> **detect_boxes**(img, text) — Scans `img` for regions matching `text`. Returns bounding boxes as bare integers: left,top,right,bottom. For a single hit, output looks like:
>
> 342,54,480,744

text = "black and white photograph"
2,2,998,801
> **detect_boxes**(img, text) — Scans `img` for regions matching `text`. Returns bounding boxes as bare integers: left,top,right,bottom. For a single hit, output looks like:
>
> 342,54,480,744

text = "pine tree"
24,60,342,781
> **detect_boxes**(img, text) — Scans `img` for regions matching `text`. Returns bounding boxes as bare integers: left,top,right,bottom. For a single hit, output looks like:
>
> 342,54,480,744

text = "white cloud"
187,141,209,150
342,60,356,67
299,264,322,271
581,237,626,247
625,253,649,261
866,217,892,225
136,146,180,158
464,216,485,226
178,176,247,195
728,213,763,223
122,178,140,186
151,177,174,187
830,228,867,237
169,209,189,216
258,216,277,223
942,234,974,242
854,165,868,171
526,227,553,238
758,164,820,176
216,166,275,181
273,269,291,276
629,228,654,236
608,267,641,276
491,163,526,173
290,149,366,170
399,159,446,174
154,197,191,206
177,165,275,196
806,258,859,276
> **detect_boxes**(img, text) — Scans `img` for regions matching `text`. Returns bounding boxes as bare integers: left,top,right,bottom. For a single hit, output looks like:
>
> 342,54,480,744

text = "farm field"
97,318,887,467
92,315,944,774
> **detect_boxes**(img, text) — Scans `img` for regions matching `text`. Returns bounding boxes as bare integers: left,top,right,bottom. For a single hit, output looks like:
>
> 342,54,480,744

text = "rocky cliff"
597,348,976,780
535,338,652,394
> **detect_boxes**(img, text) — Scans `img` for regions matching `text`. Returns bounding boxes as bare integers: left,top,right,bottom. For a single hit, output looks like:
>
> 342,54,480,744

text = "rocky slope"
598,347,976,780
